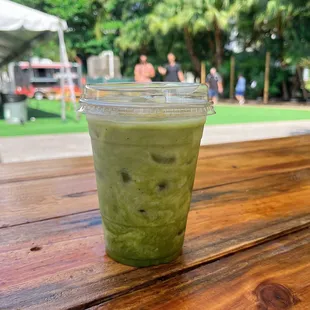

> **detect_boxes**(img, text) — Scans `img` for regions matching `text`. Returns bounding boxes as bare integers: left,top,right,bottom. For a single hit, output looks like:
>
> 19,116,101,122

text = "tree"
254,0,296,99
238,0,310,100
96,0,159,75
11,0,310,99
147,0,240,71
14,0,116,61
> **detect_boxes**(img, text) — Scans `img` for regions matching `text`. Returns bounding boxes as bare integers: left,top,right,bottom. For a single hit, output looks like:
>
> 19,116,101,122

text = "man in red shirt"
134,55,155,82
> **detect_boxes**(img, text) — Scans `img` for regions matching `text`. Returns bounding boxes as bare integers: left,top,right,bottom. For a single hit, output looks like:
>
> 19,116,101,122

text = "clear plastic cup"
79,83,214,267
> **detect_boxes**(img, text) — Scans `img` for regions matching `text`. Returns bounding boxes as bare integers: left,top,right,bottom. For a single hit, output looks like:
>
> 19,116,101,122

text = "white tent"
0,0,76,120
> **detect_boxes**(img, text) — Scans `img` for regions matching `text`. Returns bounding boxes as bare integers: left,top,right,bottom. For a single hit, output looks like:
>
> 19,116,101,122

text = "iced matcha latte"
80,83,214,267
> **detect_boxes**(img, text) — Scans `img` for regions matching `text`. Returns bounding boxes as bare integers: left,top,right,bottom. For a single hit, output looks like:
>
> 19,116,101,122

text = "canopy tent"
0,0,76,120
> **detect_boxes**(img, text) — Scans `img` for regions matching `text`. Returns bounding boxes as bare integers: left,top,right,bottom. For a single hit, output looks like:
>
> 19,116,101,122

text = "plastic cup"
79,83,214,267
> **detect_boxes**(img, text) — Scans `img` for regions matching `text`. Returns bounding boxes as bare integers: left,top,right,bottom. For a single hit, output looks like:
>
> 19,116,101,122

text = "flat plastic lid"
79,82,215,118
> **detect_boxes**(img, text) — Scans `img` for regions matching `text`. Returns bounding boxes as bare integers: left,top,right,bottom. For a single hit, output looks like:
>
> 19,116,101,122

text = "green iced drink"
80,83,213,267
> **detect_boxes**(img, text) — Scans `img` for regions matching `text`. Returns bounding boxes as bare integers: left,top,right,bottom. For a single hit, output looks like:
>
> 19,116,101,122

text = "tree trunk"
229,56,235,99
208,33,215,52
282,79,289,101
94,21,102,40
201,62,206,84
291,72,299,99
183,27,201,74
279,35,289,100
214,18,222,68
94,12,103,40
264,52,271,104
278,15,289,100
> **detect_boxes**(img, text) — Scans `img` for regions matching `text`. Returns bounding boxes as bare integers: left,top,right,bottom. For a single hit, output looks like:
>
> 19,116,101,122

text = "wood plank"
93,228,310,310
1,135,309,185
2,138,310,228
0,156,94,185
195,142,310,189
201,134,310,158
0,173,98,228
1,169,310,309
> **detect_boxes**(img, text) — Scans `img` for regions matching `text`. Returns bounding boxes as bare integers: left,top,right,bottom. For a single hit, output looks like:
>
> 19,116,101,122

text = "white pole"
58,28,66,121
58,26,77,119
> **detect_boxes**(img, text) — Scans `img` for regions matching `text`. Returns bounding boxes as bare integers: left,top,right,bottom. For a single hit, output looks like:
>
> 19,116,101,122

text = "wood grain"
1,168,310,309
194,142,310,189
1,135,309,185
0,173,97,228
93,228,310,310
197,134,310,158
0,156,94,184
2,136,310,228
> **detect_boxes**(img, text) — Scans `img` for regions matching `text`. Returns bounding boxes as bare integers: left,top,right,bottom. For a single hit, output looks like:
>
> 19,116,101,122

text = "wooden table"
1,135,310,310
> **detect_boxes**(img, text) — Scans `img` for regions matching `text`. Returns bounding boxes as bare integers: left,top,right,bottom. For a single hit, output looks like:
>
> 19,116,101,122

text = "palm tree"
253,0,310,99
254,0,297,99
148,0,240,71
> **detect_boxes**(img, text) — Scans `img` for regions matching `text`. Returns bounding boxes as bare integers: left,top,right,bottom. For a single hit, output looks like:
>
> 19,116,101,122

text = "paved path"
0,120,310,163
201,120,310,145
220,101,310,109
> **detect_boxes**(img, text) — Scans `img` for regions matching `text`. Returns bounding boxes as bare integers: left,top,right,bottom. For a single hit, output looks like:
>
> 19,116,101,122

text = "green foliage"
240,0,310,64
148,0,238,34
13,0,310,99
116,17,150,50
31,38,60,61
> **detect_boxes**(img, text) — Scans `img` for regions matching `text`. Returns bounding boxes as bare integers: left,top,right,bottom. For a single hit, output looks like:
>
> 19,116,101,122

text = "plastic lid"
79,83,215,118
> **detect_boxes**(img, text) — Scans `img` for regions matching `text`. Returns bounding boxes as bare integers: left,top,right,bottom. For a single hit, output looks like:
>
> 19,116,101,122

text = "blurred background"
0,0,310,162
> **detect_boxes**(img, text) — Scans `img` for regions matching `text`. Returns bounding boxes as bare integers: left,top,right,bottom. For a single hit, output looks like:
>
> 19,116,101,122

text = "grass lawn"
207,104,310,125
0,100,310,137
0,100,88,137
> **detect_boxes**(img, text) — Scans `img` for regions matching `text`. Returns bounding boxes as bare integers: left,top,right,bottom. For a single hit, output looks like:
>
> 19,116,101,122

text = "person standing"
158,53,185,82
206,67,223,105
134,55,155,83
235,74,246,105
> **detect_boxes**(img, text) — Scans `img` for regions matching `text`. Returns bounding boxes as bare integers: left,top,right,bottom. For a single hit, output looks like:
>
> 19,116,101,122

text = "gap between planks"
1,165,310,230
1,134,309,185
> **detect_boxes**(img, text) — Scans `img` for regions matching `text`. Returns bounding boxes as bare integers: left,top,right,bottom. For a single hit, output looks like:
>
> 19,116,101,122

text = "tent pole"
58,28,66,121
58,27,77,119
